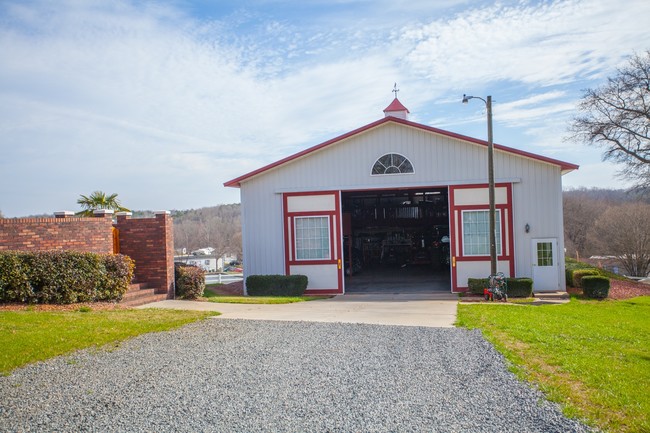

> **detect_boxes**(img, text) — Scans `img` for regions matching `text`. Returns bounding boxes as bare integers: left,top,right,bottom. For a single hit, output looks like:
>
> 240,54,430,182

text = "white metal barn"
225,98,578,295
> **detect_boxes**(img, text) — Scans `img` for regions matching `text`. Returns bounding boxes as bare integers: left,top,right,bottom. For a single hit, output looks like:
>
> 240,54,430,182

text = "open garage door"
341,188,451,293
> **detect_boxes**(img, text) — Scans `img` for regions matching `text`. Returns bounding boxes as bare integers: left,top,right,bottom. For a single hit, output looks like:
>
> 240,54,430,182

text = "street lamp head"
462,94,488,105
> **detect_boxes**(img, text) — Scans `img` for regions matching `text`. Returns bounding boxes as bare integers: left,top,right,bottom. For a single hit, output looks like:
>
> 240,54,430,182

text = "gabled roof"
383,97,410,113
224,116,579,188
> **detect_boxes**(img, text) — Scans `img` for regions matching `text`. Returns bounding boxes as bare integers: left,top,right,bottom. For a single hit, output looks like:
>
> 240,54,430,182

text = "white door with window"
531,238,559,292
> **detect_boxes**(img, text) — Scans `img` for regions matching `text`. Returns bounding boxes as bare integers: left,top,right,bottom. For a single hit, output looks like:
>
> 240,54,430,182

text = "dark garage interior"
341,187,451,293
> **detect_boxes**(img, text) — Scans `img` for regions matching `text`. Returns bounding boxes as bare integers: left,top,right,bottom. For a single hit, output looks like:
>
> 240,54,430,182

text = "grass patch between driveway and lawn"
203,285,332,304
456,296,650,433
0,309,218,375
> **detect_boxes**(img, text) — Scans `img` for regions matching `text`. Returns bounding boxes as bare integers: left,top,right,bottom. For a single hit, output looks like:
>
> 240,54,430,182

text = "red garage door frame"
449,183,515,292
283,190,344,295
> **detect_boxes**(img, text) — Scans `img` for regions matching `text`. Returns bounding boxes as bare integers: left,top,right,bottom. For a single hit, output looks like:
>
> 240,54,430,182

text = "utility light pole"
462,94,497,275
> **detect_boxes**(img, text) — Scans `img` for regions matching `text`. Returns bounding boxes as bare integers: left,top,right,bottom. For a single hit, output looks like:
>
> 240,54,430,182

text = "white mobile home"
225,98,577,295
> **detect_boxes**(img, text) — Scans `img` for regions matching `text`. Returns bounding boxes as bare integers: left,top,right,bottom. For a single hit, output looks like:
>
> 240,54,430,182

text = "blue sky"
1,0,649,217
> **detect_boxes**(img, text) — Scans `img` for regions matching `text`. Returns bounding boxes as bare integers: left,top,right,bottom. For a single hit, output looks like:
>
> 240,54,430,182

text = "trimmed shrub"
565,258,596,287
100,254,136,301
0,251,134,304
246,275,308,296
572,269,600,288
582,276,610,299
467,278,489,295
565,268,575,287
174,263,205,299
506,278,533,298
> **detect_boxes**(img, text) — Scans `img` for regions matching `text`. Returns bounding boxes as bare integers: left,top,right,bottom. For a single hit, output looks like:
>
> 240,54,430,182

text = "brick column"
114,211,175,298
156,211,175,299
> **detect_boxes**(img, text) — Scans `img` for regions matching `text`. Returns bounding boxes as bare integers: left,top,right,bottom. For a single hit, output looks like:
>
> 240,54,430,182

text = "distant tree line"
564,188,650,276
172,204,242,261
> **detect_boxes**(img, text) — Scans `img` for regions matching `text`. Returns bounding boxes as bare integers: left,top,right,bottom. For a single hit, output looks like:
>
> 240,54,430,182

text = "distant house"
175,255,218,272
225,97,578,295
175,252,238,273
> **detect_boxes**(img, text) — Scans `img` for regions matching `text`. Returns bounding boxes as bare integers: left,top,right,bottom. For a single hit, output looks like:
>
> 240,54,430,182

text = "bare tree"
588,203,650,277
172,204,242,263
569,51,650,192
563,190,607,258
173,219,203,256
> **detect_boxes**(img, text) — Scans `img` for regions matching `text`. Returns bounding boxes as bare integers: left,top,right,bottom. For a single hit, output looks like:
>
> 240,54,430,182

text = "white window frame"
536,241,554,266
370,153,415,176
461,209,502,256
293,216,331,261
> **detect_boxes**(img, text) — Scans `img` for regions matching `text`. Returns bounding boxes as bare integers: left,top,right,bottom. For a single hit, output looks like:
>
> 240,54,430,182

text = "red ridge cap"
224,116,578,188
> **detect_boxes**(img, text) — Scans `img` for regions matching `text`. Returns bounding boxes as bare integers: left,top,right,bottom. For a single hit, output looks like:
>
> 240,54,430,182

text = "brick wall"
114,212,174,298
0,211,175,299
0,214,114,253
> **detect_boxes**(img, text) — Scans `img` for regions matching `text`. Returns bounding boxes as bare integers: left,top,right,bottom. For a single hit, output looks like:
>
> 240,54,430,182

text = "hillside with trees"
170,204,241,260
563,188,650,276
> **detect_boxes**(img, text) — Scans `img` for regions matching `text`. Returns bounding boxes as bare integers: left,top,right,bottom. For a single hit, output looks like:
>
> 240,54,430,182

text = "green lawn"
0,309,218,375
456,296,650,433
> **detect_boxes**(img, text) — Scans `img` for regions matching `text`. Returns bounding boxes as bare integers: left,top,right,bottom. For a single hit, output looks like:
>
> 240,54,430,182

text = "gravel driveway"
0,319,592,432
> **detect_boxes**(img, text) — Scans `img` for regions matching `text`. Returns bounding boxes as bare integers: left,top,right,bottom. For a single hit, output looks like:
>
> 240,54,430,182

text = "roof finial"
392,82,399,98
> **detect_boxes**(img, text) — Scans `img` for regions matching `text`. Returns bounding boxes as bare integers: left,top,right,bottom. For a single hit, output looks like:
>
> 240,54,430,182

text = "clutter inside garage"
342,188,450,276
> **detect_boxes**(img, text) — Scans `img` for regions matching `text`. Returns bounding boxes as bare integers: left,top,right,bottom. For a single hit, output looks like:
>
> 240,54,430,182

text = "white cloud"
400,0,650,88
0,0,647,216
0,0,406,215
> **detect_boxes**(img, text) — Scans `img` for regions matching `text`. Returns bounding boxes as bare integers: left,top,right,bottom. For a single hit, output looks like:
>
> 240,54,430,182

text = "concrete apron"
139,293,458,328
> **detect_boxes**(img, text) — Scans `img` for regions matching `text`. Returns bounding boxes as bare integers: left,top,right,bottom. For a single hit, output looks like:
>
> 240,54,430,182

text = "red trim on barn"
303,289,343,296
506,185,516,277
224,116,578,188
449,187,458,290
282,191,343,294
449,183,515,292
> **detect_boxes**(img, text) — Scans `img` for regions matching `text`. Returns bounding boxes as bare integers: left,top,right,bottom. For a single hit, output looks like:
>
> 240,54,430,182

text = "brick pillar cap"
115,211,132,216
154,210,171,215
93,209,115,217
54,211,75,217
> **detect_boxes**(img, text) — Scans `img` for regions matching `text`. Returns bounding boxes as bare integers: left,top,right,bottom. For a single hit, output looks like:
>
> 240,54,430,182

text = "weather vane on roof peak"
392,83,399,98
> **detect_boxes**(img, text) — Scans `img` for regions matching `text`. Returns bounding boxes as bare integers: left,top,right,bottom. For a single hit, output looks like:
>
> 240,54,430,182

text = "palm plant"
76,191,131,217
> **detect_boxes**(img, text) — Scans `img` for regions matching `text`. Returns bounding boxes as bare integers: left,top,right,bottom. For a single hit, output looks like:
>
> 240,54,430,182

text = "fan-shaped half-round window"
371,153,414,175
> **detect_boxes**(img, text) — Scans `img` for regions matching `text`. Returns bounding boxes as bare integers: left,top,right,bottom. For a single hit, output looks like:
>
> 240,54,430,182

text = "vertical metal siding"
239,122,566,285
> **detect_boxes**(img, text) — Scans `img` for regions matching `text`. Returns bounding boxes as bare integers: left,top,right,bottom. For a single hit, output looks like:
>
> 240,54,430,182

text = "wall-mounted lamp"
525,223,530,233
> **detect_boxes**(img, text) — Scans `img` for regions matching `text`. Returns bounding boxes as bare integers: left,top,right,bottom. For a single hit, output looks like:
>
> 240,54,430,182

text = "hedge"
572,269,601,288
565,258,597,287
467,277,533,298
174,263,205,299
246,275,308,296
508,278,533,298
0,251,134,304
582,276,610,299
468,278,489,295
